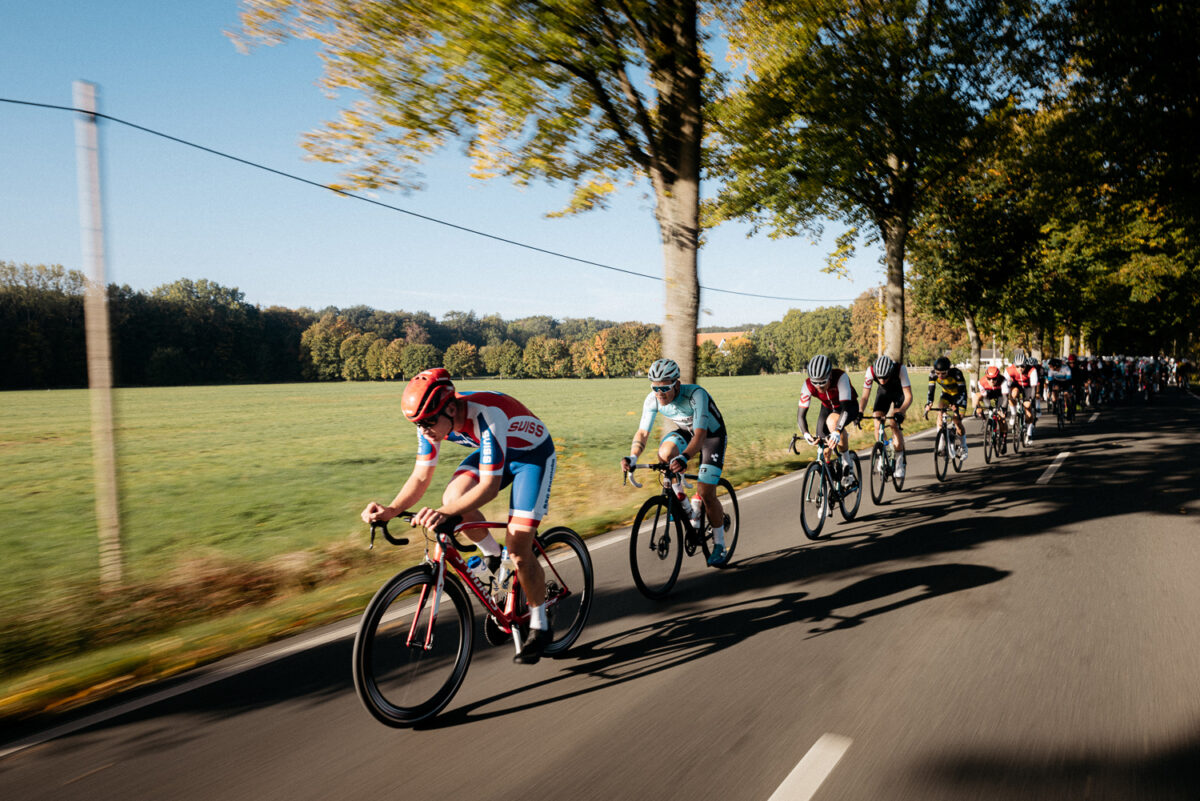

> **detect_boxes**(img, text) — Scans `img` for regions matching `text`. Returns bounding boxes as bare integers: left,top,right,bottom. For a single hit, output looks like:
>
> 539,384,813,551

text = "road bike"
866,415,905,504
981,403,1008,463
1008,396,1026,453
790,432,862,539
624,463,740,599
925,407,965,480
352,512,593,726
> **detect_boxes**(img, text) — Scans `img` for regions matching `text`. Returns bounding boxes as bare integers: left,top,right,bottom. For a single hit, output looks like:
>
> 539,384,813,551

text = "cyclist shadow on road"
426,562,1007,727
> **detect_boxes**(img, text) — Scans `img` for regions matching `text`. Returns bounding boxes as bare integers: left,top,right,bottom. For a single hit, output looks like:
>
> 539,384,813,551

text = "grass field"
0,373,936,720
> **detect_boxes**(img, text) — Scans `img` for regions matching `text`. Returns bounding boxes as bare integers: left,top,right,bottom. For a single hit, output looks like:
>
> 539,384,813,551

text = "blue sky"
1,1,884,328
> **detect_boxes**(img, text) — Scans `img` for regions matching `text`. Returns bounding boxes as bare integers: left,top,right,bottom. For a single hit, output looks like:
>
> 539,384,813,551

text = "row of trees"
2,262,972,389
904,2,1200,370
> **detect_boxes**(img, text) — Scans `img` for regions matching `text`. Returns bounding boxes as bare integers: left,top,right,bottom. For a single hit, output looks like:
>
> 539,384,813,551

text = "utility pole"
74,80,122,587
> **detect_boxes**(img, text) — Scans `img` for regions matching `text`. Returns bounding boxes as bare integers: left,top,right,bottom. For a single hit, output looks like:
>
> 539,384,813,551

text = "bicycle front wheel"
800,461,829,540
629,496,683,599
934,429,949,481
700,478,740,568
869,442,887,505
352,567,473,727
983,420,994,463
839,451,862,521
536,527,593,656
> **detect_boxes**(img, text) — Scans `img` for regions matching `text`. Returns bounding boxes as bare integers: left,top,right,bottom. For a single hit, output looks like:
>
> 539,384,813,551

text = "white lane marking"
1089,412,1100,423
1037,451,1071,484
767,733,853,801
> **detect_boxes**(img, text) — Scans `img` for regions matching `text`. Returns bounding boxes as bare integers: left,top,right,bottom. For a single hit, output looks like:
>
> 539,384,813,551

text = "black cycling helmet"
807,354,832,383
933,356,951,372
873,355,896,378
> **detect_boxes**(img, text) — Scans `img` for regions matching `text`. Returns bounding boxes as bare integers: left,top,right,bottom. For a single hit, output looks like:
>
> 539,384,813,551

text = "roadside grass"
0,374,934,723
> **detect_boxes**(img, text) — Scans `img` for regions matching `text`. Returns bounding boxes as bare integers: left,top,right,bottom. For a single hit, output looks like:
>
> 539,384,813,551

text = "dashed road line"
767,733,853,801
1037,451,1071,484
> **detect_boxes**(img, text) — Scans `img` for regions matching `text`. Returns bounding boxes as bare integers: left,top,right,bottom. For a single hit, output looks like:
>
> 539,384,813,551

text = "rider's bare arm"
362,463,436,523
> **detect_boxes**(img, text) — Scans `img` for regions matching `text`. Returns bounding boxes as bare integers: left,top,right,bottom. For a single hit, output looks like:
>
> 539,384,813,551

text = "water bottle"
689,496,704,525
496,547,514,589
466,555,492,592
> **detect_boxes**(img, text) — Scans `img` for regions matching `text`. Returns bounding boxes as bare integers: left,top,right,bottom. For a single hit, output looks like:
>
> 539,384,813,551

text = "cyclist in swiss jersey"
925,356,969,460
620,358,731,567
857,354,913,479
360,368,557,664
797,354,861,486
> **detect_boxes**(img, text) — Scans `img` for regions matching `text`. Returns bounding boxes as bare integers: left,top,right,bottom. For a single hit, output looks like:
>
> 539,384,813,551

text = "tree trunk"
964,311,982,378
882,216,907,364
656,186,700,383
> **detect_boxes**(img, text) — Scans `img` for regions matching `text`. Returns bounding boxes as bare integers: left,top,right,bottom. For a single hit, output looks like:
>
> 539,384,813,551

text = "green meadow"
0,374,934,719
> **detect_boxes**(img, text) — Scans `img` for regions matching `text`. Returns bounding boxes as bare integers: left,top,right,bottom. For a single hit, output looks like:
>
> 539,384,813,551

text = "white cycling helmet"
873,355,896,378
807,354,832,383
647,358,681,382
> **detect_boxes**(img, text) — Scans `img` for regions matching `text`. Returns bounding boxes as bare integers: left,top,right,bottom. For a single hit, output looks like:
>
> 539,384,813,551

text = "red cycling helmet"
401,368,456,424
985,365,1001,380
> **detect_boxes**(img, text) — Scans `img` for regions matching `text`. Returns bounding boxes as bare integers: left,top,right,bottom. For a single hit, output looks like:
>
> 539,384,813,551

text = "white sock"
476,534,502,558
530,603,548,631
712,525,725,547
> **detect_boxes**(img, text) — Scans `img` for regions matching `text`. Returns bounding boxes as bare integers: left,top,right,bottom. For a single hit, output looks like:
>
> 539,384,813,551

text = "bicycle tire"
934,429,949,481
800,461,829,540
839,451,862,521
951,429,964,473
869,442,887,505
1056,401,1065,431
982,419,994,463
699,478,741,569
629,495,683,599
352,566,474,727
892,450,906,492
535,527,593,656
1011,411,1023,454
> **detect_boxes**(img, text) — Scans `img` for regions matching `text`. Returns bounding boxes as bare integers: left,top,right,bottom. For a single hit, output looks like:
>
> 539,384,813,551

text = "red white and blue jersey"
416,391,551,479
799,369,857,411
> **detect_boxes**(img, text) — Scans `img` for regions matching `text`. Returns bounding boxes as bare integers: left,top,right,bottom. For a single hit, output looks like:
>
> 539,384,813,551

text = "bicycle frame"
390,518,572,654
626,465,704,546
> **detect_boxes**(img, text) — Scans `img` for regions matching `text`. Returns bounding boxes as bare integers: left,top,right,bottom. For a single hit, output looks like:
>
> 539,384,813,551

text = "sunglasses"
651,383,676,394
810,378,829,387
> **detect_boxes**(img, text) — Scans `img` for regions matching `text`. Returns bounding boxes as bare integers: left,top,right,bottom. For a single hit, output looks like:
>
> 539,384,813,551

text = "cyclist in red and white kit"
360,368,557,664
858,354,913,479
797,354,861,488
1005,356,1039,446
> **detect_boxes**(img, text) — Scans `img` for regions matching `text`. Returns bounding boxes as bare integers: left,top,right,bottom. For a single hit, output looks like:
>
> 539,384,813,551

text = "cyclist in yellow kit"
924,356,969,460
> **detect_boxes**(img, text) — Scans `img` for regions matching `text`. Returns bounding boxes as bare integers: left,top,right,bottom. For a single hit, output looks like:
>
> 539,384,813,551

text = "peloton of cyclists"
924,356,969,460
797,354,862,488
620,358,731,567
857,354,913,479
360,367,559,664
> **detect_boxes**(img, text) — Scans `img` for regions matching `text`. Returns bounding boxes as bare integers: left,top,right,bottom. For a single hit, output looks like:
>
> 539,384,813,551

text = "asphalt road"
3,389,1199,801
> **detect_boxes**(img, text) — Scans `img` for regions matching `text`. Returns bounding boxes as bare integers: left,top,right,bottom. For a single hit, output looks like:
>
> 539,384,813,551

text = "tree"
300,313,358,380
238,0,707,380
443,341,483,378
603,322,656,377
380,339,406,379
710,0,1052,362
340,332,381,380
480,340,524,377
399,343,443,377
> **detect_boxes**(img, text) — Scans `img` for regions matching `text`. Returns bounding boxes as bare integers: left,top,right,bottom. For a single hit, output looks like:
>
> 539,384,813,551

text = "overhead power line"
2,96,860,304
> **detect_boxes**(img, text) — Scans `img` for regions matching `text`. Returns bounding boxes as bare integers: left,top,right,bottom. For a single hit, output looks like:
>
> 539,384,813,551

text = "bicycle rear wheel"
934,429,949,481
629,496,682,599
535,527,593,656
839,451,862,521
699,478,740,568
869,442,887,505
800,461,829,539
951,430,964,473
352,566,473,727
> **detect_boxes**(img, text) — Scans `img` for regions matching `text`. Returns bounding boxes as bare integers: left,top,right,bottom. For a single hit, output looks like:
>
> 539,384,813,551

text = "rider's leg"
443,469,502,556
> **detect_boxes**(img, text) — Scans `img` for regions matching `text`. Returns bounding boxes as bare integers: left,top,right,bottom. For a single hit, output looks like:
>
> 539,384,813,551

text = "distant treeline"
1,262,969,390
